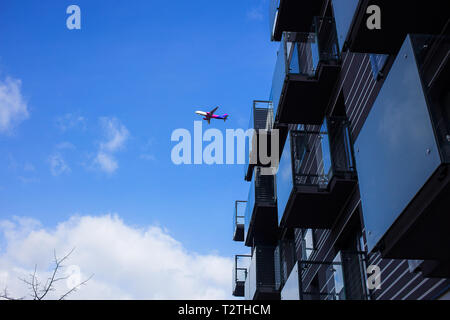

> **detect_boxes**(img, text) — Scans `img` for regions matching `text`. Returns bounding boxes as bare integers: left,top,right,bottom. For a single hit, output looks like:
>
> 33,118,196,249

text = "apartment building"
233,0,450,300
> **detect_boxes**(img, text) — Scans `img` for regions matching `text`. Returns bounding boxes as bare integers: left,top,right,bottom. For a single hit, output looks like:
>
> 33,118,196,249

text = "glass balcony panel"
355,35,442,254
244,178,256,241
315,16,340,63
277,134,293,226
245,251,257,300
281,262,300,300
299,252,368,300
293,130,331,189
271,18,341,125
278,119,357,228
269,0,280,41
369,54,389,80
271,42,287,122
331,0,360,51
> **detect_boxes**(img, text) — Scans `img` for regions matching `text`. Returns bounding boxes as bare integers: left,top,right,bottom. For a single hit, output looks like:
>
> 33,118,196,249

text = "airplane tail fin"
223,114,229,122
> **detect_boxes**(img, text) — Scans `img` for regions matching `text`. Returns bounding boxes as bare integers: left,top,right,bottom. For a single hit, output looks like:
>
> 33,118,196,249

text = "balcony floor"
280,176,357,229
277,65,340,125
232,282,245,297
378,163,450,261
233,224,244,242
272,0,324,41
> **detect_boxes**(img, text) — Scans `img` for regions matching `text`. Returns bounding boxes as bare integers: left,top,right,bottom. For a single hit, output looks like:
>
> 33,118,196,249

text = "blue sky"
0,0,278,297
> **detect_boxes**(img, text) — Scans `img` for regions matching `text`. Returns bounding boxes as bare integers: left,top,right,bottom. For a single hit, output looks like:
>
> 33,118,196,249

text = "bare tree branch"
59,273,94,301
1,248,92,300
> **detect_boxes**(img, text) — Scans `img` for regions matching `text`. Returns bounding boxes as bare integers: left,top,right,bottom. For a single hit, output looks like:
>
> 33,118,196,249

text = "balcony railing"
245,246,280,300
233,200,247,242
274,239,296,292
333,0,449,54
356,34,450,260
271,17,341,126
244,167,278,247
278,118,357,228
299,251,369,300
244,101,275,181
232,254,251,297
269,0,325,41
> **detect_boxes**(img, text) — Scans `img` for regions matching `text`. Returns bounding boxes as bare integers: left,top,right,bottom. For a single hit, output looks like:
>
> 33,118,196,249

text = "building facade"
233,0,450,300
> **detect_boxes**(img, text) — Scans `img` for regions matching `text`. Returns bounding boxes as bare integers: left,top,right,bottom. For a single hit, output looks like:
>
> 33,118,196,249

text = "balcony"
245,246,280,300
277,118,357,229
271,17,341,126
244,167,278,247
355,34,450,260
244,101,275,182
332,0,449,54
408,260,450,279
298,251,369,300
233,200,246,242
232,255,251,297
269,0,325,41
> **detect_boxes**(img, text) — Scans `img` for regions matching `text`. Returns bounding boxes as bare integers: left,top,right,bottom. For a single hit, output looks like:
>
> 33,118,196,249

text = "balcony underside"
272,0,324,41
245,206,278,247
232,281,245,297
377,164,450,261
280,177,357,229
233,224,244,242
346,0,449,54
420,260,450,279
253,288,280,300
276,65,340,125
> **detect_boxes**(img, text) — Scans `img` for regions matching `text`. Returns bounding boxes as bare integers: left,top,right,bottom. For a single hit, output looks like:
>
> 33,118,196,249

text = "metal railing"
233,200,247,241
233,254,251,296
244,168,277,239
298,251,369,300
292,117,355,190
271,17,340,123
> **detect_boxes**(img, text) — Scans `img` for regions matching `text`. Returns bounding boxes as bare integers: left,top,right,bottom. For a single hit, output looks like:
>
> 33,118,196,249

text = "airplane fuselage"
195,111,228,120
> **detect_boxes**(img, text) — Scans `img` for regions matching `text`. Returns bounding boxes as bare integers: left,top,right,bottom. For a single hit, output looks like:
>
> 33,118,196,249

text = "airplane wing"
209,107,219,115
207,118,211,125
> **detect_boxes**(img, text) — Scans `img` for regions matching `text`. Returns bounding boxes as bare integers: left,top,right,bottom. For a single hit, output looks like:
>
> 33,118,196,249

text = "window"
302,229,315,260
369,54,389,80
332,252,346,300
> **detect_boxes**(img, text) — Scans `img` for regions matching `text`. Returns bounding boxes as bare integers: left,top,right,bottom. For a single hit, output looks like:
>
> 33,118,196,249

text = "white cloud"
140,154,156,161
56,142,76,150
49,153,71,176
56,113,86,132
95,152,118,173
247,7,264,21
94,117,129,173
99,117,129,153
23,162,35,172
0,77,29,133
0,214,233,300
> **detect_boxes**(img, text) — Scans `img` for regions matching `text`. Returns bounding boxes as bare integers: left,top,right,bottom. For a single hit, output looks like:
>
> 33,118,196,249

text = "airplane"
195,107,229,124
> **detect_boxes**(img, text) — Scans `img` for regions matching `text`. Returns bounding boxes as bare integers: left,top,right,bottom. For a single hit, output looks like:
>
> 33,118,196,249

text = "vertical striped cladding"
294,49,450,299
